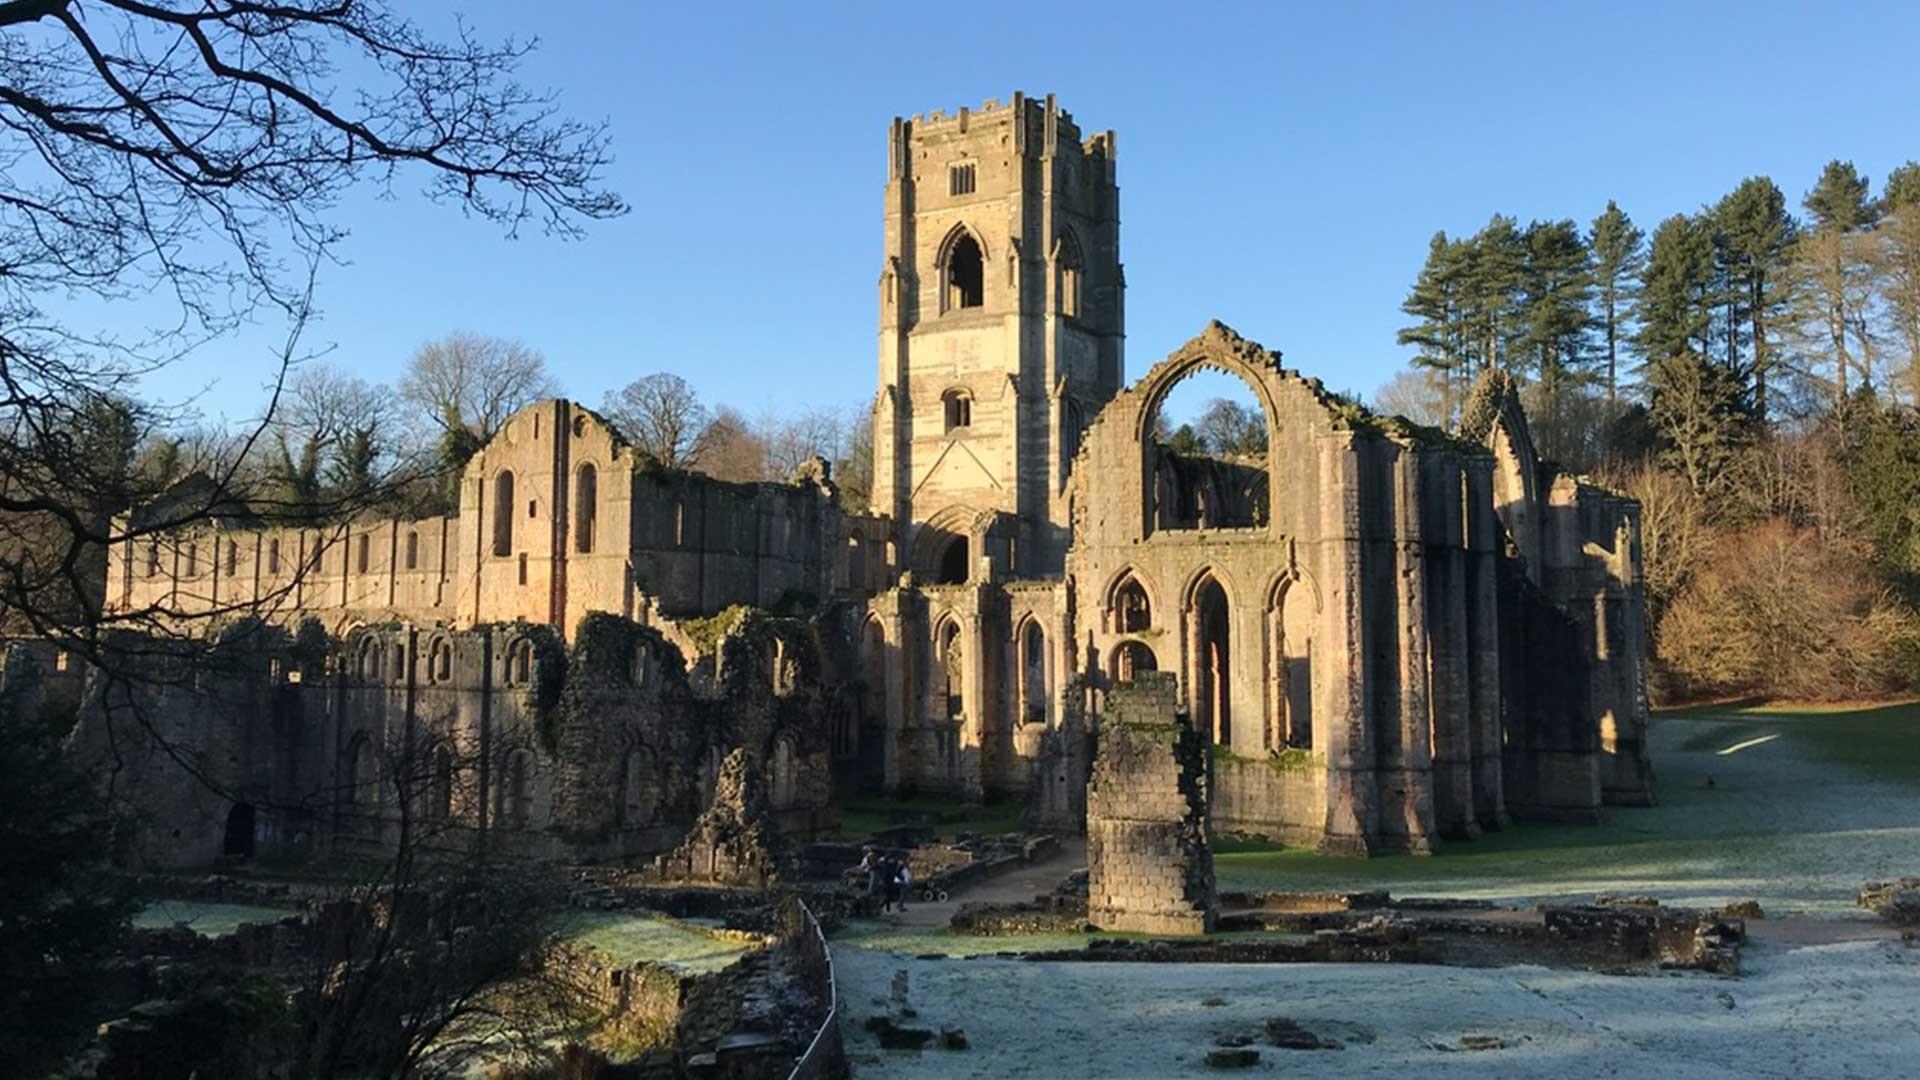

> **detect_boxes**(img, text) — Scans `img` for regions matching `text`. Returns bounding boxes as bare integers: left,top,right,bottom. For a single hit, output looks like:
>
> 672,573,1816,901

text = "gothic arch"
1262,568,1321,751
1102,566,1159,634
937,222,987,312
1179,564,1242,615
911,504,988,583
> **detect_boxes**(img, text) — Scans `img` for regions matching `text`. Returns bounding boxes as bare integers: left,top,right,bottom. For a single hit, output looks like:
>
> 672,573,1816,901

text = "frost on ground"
551,911,756,973
132,900,297,937
835,708,1920,1077
837,941,1920,1079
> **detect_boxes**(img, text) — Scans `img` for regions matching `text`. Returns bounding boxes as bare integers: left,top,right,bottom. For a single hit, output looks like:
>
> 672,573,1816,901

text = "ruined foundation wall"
1086,674,1216,934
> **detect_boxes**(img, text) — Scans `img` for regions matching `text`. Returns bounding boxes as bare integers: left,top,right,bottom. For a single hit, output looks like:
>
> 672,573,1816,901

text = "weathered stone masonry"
1086,674,1217,935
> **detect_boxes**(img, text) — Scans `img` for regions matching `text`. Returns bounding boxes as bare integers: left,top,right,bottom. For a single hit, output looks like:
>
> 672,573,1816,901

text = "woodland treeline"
1385,161,1920,702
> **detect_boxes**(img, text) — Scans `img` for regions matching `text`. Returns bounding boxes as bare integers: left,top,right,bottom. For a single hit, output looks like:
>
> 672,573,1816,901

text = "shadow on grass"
833,793,1026,840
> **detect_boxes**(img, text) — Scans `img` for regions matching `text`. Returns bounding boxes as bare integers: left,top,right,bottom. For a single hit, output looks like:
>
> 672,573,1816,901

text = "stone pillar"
1086,674,1216,935
1384,444,1437,854
1317,434,1377,856
1464,461,1507,830
1426,454,1478,840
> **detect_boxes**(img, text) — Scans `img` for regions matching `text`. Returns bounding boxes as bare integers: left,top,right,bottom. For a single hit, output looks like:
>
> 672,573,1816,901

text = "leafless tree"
602,372,710,470
0,1,618,665
400,333,558,446
0,8,620,1062
1373,369,1452,429
1194,398,1268,457
695,406,769,484
760,404,847,481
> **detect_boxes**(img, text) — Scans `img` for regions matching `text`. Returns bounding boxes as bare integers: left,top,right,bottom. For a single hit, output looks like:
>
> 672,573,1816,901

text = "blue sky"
113,0,1920,428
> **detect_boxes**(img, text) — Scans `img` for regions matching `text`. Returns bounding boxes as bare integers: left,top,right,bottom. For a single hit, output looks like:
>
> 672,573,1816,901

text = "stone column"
1427,454,1478,840
1086,674,1216,935
1386,444,1437,854
1316,433,1377,856
1464,461,1507,830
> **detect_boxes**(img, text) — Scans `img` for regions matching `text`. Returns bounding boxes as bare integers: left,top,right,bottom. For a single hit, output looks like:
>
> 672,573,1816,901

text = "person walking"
896,860,913,912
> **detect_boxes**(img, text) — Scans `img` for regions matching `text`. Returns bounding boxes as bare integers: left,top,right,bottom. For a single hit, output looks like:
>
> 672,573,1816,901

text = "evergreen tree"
326,424,381,505
1588,201,1645,406
1792,161,1882,406
1634,214,1717,366
1460,215,1528,373
1518,219,1595,438
1646,349,1757,500
1878,161,1920,405
269,435,325,519
1712,177,1795,421
1396,231,1471,421
1805,160,1878,233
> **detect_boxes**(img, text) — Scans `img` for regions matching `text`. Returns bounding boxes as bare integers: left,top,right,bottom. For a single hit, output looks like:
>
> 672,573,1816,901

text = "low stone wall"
1086,676,1217,935
1210,751,1328,846
950,894,1091,936
1859,878,1920,925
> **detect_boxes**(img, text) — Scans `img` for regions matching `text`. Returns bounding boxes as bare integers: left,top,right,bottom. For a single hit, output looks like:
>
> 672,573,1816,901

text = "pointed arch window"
945,231,984,310
1059,232,1085,320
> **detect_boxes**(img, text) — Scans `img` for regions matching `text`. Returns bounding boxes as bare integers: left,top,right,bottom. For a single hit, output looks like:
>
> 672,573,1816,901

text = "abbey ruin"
84,93,1653,868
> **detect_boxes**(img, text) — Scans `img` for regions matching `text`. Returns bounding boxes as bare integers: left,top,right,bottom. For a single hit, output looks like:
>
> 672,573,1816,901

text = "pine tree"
1396,231,1472,422
1792,161,1882,406
1588,201,1645,406
1460,215,1528,373
1878,161,1920,406
1518,219,1595,434
1712,177,1795,421
1634,214,1717,366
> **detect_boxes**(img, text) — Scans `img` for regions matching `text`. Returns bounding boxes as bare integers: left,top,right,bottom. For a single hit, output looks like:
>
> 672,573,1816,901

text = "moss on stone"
680,604,752,656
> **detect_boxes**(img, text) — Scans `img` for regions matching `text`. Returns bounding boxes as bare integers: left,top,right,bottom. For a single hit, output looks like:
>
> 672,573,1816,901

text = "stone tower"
872,93,1123,581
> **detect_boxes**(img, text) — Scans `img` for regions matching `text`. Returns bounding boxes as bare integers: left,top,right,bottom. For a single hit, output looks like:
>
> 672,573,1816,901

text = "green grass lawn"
1212,701,1920,912
834,792,1026,840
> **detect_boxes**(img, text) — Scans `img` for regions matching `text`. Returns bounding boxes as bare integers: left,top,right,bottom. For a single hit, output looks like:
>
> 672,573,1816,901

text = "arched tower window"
1059,232,1085,320
945,231,983,311
943,389,972,432
574,463,597,553
492,471,515,557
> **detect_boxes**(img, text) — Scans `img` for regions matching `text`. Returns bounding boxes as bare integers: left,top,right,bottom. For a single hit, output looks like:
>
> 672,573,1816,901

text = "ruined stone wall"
66,607,838,869
1085,674,1216,934
105,515,461,636
104,400,850,645
626,466,840,619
